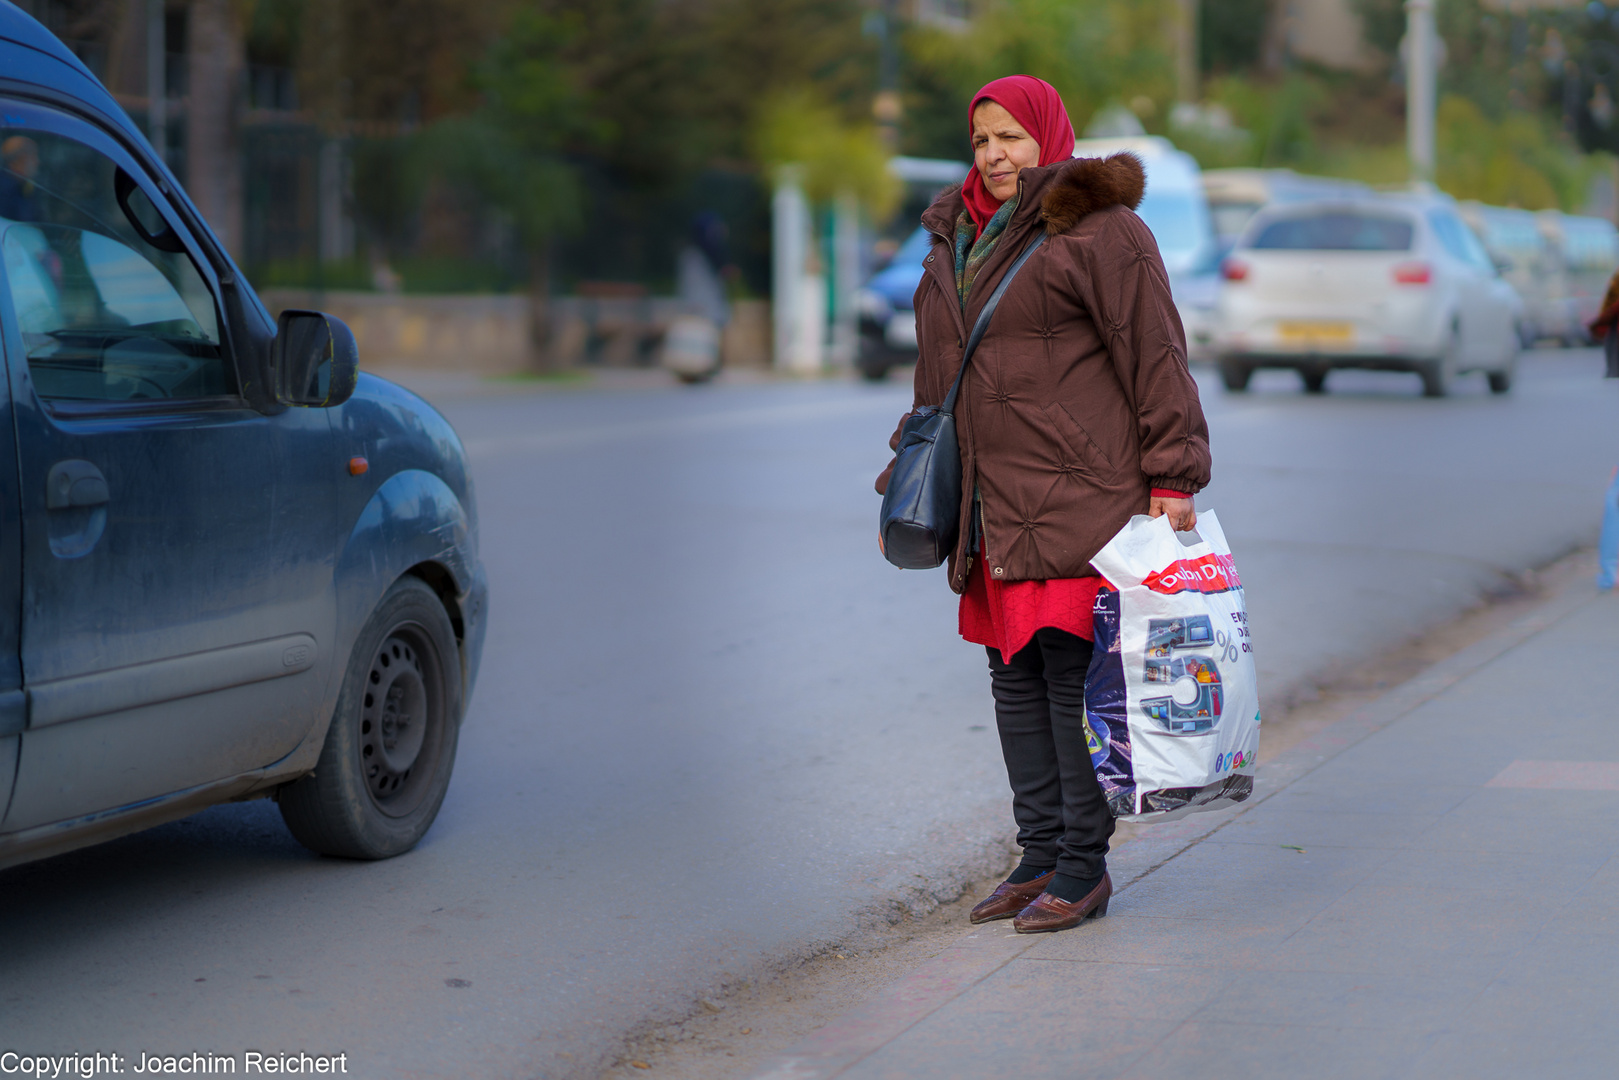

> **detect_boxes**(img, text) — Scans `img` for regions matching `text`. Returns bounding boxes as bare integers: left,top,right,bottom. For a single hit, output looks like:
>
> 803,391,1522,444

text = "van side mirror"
273,310,358,407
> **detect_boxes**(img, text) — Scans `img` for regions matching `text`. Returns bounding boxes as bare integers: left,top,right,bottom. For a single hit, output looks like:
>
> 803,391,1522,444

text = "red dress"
958,490,1188,657
959,564,1105,656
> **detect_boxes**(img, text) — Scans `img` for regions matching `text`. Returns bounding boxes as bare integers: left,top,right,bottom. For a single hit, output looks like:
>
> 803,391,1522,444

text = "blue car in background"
857,225,934,380
0,5,486,869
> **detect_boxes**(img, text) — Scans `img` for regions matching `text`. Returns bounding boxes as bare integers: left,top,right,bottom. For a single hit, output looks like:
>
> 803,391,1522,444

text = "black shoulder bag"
878,231,1049,570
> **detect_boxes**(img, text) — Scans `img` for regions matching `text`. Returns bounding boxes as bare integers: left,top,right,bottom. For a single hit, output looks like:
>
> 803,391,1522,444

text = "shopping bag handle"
1149,510,1202,540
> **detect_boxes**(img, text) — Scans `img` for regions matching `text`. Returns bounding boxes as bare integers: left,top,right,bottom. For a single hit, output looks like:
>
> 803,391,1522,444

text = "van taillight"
1221,259,1249,282
1393,262,1431,285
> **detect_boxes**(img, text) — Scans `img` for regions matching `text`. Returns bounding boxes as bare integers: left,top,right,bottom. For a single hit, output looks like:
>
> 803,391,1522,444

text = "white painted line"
1486,760,1619,791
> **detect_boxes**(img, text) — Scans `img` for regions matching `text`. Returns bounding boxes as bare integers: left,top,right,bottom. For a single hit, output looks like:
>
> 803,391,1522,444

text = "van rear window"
1251,213,1413,251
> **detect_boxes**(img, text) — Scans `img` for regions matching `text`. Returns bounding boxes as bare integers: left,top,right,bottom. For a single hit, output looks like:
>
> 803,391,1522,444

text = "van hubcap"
361,633,430,804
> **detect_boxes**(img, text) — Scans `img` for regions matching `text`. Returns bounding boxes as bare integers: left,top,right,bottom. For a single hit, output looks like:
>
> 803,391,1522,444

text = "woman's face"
972,101,1040,203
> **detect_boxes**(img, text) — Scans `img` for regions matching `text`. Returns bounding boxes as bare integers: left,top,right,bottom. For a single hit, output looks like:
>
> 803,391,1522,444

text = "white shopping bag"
1084,509,1261,821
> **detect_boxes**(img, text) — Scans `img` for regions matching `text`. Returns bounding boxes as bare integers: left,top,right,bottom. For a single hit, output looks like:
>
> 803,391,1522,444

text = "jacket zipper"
958,487,986,589
975,491,987,577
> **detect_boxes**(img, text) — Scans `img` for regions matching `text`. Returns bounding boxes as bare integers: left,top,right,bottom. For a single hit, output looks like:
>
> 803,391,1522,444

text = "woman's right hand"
1148,495,1197,532
875,410,917,495
875,460,895,496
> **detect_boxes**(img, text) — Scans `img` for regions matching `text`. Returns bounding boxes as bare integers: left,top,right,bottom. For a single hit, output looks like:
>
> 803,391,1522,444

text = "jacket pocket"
1042,401,1123,483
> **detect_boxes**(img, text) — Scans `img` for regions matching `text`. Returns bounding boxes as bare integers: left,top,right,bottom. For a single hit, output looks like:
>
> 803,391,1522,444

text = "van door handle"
45,460,109,509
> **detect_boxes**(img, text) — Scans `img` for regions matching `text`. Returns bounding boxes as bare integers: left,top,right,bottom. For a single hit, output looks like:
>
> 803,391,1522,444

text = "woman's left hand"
1149,496,1197,532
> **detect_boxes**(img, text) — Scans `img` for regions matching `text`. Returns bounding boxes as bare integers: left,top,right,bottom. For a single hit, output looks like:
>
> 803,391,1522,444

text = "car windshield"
1251,213,1413,252
1210,201,1262,243
1135,189,1209,261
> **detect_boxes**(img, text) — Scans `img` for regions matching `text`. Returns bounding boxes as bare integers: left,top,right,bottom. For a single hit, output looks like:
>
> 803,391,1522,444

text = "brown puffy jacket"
876,152,1212,595
1590,267,1619,339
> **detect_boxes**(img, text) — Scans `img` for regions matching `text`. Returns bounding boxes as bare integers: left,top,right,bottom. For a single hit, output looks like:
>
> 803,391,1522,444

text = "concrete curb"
744,572,1604,1080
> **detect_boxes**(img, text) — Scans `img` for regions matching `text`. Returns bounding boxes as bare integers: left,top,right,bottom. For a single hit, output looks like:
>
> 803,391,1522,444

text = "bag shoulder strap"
940,230,1049,414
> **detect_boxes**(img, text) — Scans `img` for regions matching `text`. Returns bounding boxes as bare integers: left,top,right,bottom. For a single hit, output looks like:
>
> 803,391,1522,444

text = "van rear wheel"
1417,361,1451,398
858,354,894,381
1419,327,1461,398
279,577,463,859
1218,360,1253,392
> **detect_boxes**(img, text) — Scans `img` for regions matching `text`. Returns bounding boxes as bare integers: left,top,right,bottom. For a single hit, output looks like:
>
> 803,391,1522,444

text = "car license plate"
1277,321,1353,345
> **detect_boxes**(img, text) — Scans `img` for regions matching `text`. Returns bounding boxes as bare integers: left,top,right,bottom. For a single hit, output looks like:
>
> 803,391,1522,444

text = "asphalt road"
2,351,1615,1079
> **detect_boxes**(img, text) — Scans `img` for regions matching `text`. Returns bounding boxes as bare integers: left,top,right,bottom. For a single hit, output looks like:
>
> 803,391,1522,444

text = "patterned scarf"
954,194,1019,307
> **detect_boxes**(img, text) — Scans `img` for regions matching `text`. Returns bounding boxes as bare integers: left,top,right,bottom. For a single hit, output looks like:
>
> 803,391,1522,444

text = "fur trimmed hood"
1039,152,1146,235
919,151,1147,242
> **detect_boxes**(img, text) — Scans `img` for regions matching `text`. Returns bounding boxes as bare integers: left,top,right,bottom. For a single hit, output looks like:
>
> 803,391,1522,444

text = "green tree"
419,5,606,366
900,0,1176,161
1200,0,1271,76
753,89,899,217
1435,94,1598,210
406,0,882,361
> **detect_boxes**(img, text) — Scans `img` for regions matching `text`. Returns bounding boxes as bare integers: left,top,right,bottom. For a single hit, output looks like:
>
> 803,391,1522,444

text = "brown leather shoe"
1011,872,1112,934
968,869,1056,924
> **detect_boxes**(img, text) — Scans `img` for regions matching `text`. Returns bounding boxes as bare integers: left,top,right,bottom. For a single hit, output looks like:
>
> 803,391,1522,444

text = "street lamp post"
1406,0,1437,185
1175,0,1198,104
869,0,901,149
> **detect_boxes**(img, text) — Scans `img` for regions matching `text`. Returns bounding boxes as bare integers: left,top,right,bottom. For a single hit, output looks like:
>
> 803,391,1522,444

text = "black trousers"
987,628,1115,880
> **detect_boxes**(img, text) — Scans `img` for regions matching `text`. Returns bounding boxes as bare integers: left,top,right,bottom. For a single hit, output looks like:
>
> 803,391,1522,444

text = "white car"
1213,197,1523,396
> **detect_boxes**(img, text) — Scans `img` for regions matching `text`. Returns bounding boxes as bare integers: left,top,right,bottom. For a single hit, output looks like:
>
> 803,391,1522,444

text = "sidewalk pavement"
750,572,1619,1080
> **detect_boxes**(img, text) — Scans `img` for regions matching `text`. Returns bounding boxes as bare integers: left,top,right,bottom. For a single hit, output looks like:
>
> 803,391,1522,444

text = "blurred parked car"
1537,210,1619,343
1457,202,1569,345
0,7,486,869
855,158,969,381
1214,196,1522,396
857,223,932,380
1203,168,1373,255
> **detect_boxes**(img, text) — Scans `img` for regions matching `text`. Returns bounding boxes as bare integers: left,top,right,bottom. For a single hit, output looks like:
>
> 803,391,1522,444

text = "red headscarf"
961,75,1076,239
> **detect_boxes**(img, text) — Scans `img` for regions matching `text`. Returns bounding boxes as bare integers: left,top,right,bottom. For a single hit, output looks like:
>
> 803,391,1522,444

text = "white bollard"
773,169,814,371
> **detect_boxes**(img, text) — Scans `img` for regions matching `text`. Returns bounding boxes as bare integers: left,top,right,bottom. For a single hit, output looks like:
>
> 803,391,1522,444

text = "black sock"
1006,862,1054,885
1048,871,1104,903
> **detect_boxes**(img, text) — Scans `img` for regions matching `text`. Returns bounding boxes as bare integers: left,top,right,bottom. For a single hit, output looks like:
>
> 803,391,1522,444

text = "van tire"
1420,326,1461,398
1417,361,1451,398
858,356,893,381
279,577,463,859
1218,360,1253,392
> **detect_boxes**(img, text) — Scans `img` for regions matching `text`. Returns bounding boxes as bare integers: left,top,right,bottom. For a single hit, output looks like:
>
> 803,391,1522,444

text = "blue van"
0,5,487,867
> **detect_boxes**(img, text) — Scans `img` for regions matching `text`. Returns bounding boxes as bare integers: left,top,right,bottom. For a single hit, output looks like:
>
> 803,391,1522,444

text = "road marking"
462,395,906,459
1485,760,1619,791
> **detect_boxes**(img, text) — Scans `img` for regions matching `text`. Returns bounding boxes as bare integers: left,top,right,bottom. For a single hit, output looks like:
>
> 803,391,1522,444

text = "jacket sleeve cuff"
1149,483,1197,499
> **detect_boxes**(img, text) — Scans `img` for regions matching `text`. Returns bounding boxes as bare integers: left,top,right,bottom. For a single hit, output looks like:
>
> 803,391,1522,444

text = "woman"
875,76,1211,933
1591,268,1619,379
1588,269,1619,587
